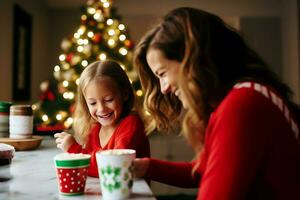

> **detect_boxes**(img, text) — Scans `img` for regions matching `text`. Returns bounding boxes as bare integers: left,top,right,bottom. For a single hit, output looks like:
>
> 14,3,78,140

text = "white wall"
0,0,13,102
282,0,300,103
117,0,299,103
0,0,49,103
0,0,299,104
115,0,282,42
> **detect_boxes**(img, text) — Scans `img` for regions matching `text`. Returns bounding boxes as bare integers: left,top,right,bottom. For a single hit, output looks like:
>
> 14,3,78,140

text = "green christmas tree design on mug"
101,165,121,192
100,162,134,193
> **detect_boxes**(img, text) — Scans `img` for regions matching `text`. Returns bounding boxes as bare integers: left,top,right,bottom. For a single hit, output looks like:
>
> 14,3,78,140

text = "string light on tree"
33,0,143,133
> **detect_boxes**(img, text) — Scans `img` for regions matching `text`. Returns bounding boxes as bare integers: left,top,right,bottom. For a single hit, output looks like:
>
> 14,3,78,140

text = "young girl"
54,60,150,177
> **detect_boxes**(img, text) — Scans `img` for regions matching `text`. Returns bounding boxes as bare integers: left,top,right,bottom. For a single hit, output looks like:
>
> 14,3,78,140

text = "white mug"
96,149,136,200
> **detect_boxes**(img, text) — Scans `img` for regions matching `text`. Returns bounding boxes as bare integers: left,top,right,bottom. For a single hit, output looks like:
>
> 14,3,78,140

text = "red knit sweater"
68,114,150,177
146,82,300,199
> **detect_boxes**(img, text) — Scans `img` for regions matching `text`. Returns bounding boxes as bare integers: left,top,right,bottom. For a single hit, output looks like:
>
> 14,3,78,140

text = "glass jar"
9,105,33,139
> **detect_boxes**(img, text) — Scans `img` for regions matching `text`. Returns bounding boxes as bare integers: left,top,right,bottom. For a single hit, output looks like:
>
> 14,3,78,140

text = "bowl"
0,136,43,151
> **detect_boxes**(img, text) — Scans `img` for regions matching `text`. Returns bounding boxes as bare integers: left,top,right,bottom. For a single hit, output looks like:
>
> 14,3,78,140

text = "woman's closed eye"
157,72,166,78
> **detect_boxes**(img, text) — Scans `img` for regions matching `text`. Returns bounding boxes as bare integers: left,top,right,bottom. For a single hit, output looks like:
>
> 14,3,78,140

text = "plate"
0,136,43,151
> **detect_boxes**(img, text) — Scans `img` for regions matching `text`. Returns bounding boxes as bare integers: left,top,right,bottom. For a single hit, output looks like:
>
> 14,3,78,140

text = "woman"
133,7,300,199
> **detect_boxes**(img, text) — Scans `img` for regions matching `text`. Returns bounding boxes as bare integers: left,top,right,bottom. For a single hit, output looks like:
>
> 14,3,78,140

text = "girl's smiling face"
84,77,124,128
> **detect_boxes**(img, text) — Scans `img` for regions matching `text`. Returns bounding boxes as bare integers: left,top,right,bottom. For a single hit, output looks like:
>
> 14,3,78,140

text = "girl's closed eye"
88,101,96,106
104,97,114,102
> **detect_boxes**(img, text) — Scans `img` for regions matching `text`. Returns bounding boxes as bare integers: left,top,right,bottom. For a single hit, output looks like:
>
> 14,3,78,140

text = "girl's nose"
97,102,106,112
160,78,171,94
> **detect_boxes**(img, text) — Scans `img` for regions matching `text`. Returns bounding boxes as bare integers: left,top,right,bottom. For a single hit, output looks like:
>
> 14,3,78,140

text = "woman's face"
84,77,123,129
146,48,187,108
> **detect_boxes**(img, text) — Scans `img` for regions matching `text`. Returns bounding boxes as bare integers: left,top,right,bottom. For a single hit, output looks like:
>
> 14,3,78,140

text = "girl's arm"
67,140,83,153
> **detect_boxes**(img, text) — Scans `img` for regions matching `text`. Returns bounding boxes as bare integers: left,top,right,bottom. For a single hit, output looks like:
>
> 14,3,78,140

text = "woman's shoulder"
215,81,287,117
230,81,285,106
222,82,282,103
216,82,298,129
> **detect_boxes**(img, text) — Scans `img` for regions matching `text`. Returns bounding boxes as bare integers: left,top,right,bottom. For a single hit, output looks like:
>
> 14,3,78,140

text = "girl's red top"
68,114,150,177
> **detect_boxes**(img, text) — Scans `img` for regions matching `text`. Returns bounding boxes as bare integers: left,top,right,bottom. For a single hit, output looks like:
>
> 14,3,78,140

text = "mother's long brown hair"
134,7,292,150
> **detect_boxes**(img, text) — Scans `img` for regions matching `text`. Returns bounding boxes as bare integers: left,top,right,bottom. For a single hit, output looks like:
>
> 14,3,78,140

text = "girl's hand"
134,158,150,178
54,132,75,152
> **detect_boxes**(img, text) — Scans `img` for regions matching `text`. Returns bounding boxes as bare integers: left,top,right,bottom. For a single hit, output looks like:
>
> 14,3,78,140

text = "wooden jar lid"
10,105,32,116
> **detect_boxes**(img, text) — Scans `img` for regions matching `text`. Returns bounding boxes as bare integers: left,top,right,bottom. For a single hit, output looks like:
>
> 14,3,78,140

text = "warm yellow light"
83,39,89,45
136,90,143,97
81,60,88,67
77,39,84,45
62,81,69,87
54,65,60,72
77,46,84,52
32,104,37,110
119,34,126,41
108,39,115,46
101,0,107,3
63,92,68,99
119,47,128,55
87,31,94,38
56,114,62,121
129,78,133,83
67,117,73,124
62,63,70,70
42,114,48,122
108,29,115,36
74,33,80,39
93,13,101,20
64,117,74,128
103,2,110,8
81,15,87,21
87,7,96,15
59,54,66,61
120,64,125,70
63,92,74,99
99,53,107,61
106,19,113,25
76,78,80,85
77,26,86,35
72,55,82,65
118,24,125,30
69,92,74,99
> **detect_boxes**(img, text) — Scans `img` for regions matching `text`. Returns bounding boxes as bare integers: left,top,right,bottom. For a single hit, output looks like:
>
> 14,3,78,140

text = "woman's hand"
134,158,150,178
54,132,75,152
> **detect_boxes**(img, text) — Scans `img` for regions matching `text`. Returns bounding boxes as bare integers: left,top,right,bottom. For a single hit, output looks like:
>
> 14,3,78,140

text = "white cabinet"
148,132,198,196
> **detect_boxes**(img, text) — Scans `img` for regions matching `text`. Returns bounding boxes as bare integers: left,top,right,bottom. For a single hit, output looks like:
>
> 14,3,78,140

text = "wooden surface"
0,136,43,150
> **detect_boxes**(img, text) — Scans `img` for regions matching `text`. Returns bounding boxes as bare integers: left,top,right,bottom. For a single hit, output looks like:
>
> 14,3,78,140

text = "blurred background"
0,0,299,198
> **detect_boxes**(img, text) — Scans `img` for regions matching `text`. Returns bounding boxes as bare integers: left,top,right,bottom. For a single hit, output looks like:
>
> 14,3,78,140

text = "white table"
0,136,156,200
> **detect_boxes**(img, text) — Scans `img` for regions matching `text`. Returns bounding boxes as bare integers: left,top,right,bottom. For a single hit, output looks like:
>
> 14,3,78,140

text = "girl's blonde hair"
73,60,137,145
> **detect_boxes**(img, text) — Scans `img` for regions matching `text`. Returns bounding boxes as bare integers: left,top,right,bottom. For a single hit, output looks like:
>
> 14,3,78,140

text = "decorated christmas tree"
33,0,142,133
